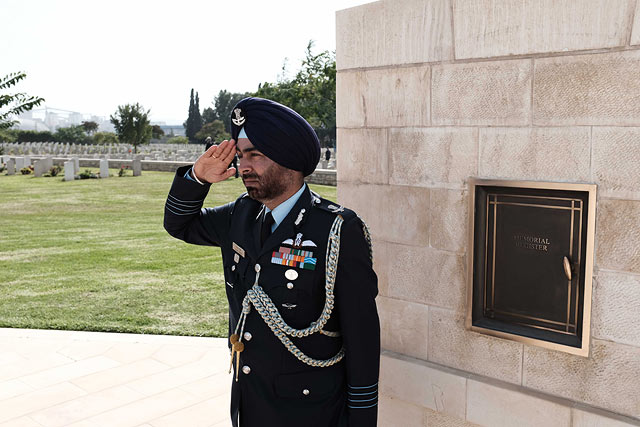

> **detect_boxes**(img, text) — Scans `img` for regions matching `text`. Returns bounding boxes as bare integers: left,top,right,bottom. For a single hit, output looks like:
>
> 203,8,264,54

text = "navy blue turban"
230,97,320,176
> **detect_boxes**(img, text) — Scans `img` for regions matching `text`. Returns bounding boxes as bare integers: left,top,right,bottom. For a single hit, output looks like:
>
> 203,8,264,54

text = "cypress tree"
185,88,196,143
194,92,203,136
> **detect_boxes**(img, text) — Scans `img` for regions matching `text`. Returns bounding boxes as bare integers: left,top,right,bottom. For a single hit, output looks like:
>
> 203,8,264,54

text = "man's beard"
242,163,294,203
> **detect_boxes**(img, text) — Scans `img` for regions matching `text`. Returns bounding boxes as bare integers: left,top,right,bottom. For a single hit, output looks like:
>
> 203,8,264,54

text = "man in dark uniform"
163,97,379,427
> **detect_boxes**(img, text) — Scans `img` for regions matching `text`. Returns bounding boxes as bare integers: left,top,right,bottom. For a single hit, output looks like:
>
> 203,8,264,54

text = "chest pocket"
224,253,250,290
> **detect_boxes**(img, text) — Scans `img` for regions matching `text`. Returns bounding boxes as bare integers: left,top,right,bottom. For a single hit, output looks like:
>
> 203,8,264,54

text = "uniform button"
303,389,310,396
243,332,252,341
287,282,294,289
231,265,236,271
255,264,261,272
242,365,251,375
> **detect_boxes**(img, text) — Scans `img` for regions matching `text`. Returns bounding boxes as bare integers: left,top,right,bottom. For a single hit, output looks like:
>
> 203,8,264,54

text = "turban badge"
232,108,246,126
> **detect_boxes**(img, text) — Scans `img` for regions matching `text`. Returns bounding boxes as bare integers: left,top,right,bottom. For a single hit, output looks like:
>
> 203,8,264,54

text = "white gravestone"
24,156,31,167
15,157,25,171
73,157,79,173
132,159,141,176
44,156,53,170
33,160,47,177
64,161,74,181
6,158,15,175
99,159,109,178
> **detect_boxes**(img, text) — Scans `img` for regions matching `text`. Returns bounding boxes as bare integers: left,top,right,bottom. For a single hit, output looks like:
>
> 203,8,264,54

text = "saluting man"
164,97,380,427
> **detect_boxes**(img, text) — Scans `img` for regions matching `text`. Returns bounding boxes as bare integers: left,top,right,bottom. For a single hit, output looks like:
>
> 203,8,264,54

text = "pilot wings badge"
232,108,245,126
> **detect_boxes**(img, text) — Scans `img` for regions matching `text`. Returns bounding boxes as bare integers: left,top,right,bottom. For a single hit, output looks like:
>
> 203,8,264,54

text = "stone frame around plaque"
465,179,596,357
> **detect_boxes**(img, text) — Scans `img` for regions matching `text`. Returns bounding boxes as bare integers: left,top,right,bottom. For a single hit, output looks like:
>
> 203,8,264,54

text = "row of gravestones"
2,156,141,180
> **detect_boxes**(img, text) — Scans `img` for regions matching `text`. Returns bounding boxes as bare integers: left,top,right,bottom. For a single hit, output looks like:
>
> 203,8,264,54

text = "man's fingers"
203,142,221,158
218,139,236,161
224,167,237,179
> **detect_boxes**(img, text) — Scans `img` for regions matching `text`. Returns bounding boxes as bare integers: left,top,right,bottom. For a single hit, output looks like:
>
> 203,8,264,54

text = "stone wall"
336,1,640,425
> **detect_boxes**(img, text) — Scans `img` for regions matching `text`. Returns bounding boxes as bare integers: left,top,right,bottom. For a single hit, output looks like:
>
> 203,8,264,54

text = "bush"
54,125,88,144
13,130,54,143
20,166,33,175
46,165,62,177
78,169,97,179
118,165,130,177
93,132,119,145
0,129,17,143
167,136,189,144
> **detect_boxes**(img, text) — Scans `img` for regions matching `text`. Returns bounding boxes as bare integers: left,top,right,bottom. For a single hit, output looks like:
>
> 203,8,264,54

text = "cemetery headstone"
132,159,141,176
73,157,79,173
64,161,74,181
99,159,109,178
15,157,25,170
45,156,54,171
33,160,47,177
6,158,15,175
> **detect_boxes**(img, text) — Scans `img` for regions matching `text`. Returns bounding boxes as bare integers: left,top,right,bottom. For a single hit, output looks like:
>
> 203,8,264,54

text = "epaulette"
230,192,254,216
310,192,357,221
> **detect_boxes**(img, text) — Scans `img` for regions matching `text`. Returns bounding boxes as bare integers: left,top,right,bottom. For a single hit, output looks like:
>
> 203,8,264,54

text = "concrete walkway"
0,328,232,427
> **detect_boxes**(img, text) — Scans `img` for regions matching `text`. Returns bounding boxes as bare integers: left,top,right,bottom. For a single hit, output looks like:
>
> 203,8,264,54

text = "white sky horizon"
1,0,371,125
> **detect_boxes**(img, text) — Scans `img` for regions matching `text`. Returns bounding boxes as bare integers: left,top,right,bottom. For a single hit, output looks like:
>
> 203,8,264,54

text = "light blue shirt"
266,184,306,232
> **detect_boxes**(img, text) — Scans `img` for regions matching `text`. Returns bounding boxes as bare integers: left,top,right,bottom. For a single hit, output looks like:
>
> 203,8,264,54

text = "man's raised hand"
192,139,237,184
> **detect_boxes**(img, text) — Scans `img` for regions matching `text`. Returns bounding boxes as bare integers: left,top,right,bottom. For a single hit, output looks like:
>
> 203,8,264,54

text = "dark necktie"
260,211,275,247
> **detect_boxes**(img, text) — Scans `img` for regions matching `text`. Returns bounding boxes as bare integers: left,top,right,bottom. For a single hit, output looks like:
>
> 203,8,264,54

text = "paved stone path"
0,328,232,427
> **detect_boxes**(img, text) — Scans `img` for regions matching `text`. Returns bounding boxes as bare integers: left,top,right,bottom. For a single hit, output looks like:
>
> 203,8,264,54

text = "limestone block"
378,296,429,360
595,199,640,274
336,71,366,128
385,243,466,312
467,380,571,427
337,183,431,246
361,66,431,127
534,51,640,126
381,352,467,419
336,128,388,185
522,339,640,418
336,1,385,70
425,408,482,427
632,0,640,46
479,127,591,182
453,0,633,59
428,307,523,384
592,127,640,199
379,395,425,427
432,59,531,126
384,0,453,65
592,271,640,348
389,128,477,188
572,408,639,427
430,189,468,253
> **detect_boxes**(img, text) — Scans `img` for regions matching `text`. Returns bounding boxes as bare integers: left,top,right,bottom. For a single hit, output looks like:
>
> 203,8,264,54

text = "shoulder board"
311,193,357,221
230,192,256,215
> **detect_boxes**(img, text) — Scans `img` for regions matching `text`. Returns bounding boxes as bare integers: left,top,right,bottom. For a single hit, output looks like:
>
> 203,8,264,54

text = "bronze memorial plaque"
466,180,596,356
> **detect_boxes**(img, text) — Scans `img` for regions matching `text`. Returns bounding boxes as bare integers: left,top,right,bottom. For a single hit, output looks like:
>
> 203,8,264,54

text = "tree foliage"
54,125,87,143
151,124,165,139
254,41,336,147
93,131,119,144
0,72,45,130
184,89,203,143
195,120,230,142
110,103,151,153
81,121,99,135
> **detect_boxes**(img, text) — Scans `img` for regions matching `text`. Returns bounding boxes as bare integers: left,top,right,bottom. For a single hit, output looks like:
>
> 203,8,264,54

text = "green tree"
110,103,151,154
151,125,165,139
254,41,336,147
167,136,189,144
195,120,230,142
93,132,119,144
81,121,99,135
0,72,45,129
54,125,87,143
184,89,203,143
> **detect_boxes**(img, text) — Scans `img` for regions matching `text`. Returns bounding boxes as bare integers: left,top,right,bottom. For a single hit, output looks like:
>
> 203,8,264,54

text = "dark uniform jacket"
163,166,380,427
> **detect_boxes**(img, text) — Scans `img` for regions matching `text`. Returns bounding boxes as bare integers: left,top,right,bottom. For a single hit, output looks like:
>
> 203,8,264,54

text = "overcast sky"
1,0,370,124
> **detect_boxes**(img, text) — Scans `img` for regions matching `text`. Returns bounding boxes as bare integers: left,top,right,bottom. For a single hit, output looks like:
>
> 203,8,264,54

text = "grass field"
0,169,336,337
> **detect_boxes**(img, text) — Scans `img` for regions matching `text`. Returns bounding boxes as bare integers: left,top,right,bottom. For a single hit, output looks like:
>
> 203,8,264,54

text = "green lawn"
0,169,336,337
